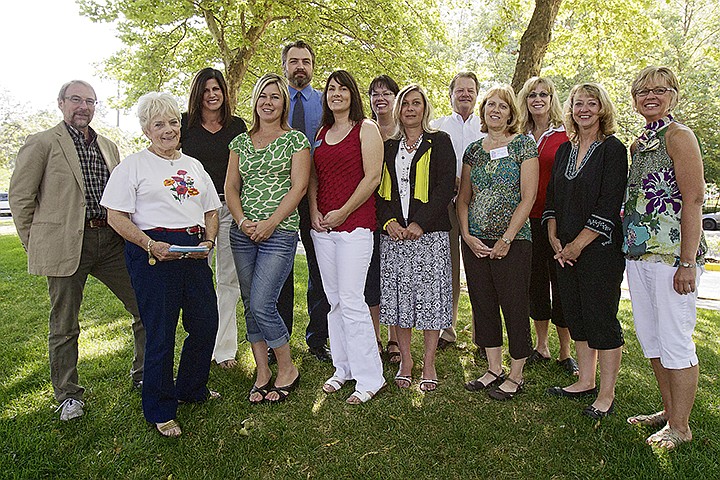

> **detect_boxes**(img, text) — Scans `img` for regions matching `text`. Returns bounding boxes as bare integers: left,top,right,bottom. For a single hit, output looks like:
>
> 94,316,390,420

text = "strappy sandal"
322,376,346,394
346,382,387,404
156,419,182,438
647,426,691,451
394,374,412,389
248,381,271,404
386,341,401,364
627,412,667,429
488,377,524,401
465,369,505,391
419,378,438,392
267,374,301,403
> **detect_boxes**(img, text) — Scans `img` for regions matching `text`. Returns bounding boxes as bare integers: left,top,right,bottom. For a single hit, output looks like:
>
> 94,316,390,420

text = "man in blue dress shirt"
278,40,331,362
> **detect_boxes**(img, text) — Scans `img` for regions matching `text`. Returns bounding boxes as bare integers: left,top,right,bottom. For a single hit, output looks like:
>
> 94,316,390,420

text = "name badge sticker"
490,146,509,160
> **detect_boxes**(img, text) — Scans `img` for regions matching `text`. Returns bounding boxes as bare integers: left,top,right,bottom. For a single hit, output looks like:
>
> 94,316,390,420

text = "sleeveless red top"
313,122,376,232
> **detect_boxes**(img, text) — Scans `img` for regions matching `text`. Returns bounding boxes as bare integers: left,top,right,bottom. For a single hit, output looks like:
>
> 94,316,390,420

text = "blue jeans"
229,224,298,348
126,229,218,424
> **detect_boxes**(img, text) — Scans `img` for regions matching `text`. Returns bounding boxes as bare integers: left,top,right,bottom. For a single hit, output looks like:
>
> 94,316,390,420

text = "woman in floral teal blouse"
457,84,539,401
623,66,706,451
226,73,310,404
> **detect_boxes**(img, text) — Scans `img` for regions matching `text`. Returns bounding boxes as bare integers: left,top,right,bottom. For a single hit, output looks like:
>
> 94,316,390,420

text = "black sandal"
267,374,301,403
488,377,524,401
465,369,505,391
248,381,271,404
386,341,401,364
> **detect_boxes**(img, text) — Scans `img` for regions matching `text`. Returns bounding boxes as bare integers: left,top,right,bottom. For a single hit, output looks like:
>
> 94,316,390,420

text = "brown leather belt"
85,218,108,228
150,225,205,235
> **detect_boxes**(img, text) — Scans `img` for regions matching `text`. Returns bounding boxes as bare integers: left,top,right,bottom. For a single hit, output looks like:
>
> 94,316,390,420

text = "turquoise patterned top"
229,129,309,231
463,134,538,241
622,126,706,266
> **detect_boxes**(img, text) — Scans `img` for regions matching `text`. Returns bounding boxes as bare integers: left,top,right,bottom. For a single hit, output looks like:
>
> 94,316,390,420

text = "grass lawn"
0,232,718,479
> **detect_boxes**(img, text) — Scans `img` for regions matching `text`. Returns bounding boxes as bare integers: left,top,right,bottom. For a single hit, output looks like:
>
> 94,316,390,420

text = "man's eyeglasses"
528,92,550,99
635,87,674,97
65,96,97,106
371,92,395,100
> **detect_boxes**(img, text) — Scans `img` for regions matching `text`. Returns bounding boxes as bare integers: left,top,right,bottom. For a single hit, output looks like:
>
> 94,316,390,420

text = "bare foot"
217,359,237,369
156,419,182,437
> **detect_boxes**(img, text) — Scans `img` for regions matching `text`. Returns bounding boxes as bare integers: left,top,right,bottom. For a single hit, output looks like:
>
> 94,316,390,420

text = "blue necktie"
292,90,306,136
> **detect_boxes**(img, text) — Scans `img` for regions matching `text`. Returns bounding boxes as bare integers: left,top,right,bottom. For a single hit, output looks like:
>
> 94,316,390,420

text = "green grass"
0,233,718,479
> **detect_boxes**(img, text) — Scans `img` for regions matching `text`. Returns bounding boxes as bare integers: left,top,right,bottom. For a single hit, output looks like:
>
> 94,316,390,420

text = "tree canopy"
69,0,720,185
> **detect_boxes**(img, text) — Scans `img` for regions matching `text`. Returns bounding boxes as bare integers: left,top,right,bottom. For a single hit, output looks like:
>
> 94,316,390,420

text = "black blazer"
376,130,456,234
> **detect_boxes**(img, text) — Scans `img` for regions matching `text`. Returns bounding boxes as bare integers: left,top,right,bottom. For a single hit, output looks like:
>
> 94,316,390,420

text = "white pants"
626,260,701,369
212,203,241,363
312,228,385,392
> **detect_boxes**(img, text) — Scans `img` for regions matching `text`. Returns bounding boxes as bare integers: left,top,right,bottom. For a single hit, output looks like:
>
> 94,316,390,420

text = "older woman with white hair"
376,84,455,392
101,92,221,438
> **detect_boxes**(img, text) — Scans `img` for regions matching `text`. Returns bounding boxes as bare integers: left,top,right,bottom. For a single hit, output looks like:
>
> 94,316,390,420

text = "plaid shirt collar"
65,122,98,146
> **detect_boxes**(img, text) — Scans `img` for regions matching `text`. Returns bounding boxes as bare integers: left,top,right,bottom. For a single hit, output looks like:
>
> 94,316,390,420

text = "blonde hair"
137,92,181,131
631,66,679,112
479,85,520,134
249,73,291,135
390,84,436,139
563,83,617,143
517,77,564,133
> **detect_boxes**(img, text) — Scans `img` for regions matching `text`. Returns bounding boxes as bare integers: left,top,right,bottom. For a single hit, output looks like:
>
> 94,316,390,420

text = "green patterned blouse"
463,134,538,241
229,129,309,231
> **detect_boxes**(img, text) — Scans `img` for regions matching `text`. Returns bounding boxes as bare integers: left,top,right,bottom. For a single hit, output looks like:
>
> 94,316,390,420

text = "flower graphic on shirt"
164,169,197,204
642,169,681,215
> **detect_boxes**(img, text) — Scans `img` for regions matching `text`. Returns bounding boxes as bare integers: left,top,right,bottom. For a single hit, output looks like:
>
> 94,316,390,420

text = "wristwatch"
678,261,696,268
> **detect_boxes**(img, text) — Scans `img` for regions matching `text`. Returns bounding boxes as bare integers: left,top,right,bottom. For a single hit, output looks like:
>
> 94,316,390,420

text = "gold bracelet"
147,239,157,265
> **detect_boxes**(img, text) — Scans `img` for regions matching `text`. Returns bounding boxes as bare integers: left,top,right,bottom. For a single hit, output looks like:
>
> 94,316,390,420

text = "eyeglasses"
371,92,395,99
65,95,97,106
635,87,674,97
528,92,550,99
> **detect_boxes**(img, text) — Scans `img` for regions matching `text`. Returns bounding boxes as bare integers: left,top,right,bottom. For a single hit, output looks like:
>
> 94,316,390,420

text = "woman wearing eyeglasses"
543,83,627,420
368,75,401,362
622,66,707,450
517,77,577,376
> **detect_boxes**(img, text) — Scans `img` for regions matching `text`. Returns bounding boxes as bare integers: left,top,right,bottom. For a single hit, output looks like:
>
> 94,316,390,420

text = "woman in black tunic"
542,83,627,419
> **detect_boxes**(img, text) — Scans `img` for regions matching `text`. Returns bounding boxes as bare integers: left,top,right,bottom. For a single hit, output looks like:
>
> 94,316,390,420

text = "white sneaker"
56,398,84,421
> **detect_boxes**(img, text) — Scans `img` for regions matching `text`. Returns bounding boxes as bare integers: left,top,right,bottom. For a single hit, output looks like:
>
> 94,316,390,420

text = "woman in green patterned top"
226,73,310,404
457,84,539,401
623,66,706,451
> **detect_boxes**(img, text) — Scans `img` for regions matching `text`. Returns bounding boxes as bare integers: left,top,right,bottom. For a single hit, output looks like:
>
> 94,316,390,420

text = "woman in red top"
517,77,577,375
309,70,386,404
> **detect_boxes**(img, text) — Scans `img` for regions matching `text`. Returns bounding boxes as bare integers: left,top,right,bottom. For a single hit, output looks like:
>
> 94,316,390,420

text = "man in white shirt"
432,72,485,349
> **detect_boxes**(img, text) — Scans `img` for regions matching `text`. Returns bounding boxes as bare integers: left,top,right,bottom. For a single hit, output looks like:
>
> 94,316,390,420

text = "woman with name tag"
310,70,386,404
102,92,222,438
226,73,310,404
543,83,627,420
458,85,539,401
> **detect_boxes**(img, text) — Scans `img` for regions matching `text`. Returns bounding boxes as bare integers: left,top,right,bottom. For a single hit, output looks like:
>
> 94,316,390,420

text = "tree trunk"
511,0,564,92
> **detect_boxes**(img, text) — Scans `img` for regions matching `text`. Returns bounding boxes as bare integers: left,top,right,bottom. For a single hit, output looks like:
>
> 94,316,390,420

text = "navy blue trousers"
125,230,218,423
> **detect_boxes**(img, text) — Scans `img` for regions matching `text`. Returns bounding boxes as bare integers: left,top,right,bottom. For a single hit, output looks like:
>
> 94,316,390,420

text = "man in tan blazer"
9,80,145,421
